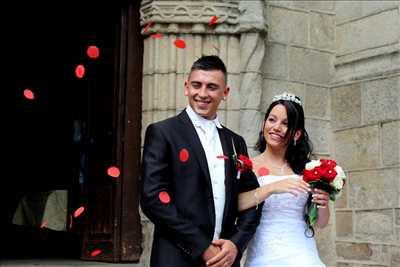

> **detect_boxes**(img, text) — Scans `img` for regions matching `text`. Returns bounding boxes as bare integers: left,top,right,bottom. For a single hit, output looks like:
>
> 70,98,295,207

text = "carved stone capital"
140,0,267,35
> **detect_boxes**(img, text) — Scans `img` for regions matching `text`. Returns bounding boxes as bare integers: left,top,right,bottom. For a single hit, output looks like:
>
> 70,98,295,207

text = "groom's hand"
206,239,238,267
202,244,221,263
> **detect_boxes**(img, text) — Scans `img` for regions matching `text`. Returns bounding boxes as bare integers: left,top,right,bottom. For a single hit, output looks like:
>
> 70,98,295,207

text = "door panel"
80,1,143,262
6,1,142,262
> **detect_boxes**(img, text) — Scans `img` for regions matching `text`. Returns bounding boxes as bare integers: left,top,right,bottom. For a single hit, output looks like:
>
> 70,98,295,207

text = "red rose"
320,159,336,169
303,166,323,182
236,154,253,172
321,167,337,182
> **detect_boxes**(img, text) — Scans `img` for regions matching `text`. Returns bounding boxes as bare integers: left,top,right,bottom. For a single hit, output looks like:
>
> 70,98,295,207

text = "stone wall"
136,1,400,266
262,1,336,266
333,1,400,266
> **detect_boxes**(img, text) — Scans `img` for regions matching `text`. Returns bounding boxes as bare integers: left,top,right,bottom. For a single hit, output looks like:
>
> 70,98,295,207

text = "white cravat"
186,106,225,240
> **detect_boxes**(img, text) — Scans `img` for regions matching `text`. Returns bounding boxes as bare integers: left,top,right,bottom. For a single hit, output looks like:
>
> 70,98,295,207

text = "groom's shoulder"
147,112,183,129
221,125,246,143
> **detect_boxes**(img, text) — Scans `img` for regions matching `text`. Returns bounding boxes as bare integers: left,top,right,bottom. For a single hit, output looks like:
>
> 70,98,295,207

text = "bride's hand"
311,188,330,208
269,178,310,196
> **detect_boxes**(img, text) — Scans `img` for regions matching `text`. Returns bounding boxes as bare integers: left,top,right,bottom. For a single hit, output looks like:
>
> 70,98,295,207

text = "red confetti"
90,249,103,257
258,167,269,177
74,206,85,218
23,89,35,100
208,15,218,27
179,149,189,162
143,21,155,33
75,64,85,78
107,166,120,178
150,33,163,39
40,220,48,229
159,191,170,204
87,45,100,59
174,39,186,49
217,155,229,160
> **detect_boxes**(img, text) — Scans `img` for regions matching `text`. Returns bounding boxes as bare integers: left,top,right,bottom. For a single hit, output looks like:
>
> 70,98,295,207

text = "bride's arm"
238,185,273,211
238,178,311,211
316,206,330,228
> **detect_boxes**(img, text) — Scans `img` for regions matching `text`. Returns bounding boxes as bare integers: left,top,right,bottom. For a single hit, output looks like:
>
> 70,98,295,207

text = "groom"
141,55,262,267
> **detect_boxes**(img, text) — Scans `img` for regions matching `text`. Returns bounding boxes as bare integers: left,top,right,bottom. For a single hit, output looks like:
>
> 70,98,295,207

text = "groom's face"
184,69,229,120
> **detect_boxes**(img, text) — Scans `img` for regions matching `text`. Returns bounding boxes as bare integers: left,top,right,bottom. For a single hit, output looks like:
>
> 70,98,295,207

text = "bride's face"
263,104,290,150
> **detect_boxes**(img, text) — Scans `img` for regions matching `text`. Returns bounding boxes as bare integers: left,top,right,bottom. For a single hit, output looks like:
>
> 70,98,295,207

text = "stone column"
140,0,267,141
237,0,267,150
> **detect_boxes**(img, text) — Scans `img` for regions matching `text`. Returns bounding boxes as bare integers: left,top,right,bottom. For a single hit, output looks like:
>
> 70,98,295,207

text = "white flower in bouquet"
305,159,321,170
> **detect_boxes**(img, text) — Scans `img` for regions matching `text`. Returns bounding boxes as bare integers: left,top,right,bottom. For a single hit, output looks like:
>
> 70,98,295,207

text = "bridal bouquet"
303,159,346,227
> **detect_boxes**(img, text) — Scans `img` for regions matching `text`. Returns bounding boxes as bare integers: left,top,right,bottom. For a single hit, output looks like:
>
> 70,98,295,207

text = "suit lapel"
217,127,234,227
178,111,217,229
177,111,213,191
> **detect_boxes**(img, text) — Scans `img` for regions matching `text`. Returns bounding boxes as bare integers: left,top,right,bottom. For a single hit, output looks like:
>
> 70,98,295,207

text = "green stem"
309,202,318,226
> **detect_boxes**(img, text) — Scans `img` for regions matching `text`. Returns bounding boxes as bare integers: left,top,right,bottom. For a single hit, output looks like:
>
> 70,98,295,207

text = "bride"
239,92,329,267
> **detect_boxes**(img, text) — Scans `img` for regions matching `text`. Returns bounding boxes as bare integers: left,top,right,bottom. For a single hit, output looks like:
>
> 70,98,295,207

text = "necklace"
260,152,288,175
268,162,287,175
263,157,287,175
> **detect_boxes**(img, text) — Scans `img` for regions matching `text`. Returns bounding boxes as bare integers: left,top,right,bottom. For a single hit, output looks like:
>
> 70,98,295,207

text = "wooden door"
80,1,143,262
4,0,142,261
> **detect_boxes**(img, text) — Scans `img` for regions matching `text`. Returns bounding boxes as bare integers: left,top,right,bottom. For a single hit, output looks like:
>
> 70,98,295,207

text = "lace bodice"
244,175,325,267
259,174,308,222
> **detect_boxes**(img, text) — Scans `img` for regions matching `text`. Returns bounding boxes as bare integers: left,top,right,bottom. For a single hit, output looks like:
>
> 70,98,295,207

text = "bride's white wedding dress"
244,174,326,267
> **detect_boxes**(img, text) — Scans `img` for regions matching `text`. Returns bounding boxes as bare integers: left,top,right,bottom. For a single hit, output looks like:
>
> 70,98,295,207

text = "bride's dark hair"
255,99,313,175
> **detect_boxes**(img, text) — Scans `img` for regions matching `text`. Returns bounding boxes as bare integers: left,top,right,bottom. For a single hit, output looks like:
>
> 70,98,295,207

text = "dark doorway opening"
3,1,143,262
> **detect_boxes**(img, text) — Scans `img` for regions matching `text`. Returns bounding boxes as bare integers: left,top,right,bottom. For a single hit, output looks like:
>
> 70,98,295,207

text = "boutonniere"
216,139,253,179
231,139,253,179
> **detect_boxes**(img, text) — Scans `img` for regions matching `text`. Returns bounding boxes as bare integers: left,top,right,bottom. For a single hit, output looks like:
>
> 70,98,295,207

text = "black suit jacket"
141,110,262,267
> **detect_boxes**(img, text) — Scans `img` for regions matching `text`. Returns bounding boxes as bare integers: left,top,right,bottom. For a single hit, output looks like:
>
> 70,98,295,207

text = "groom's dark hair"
190,55,227,83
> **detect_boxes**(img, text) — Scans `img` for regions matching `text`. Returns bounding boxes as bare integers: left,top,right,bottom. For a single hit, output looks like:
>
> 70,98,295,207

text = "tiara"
272,92,302,106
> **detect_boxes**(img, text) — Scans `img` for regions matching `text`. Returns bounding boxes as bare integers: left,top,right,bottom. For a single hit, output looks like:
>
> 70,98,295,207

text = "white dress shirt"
185,105,226,240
